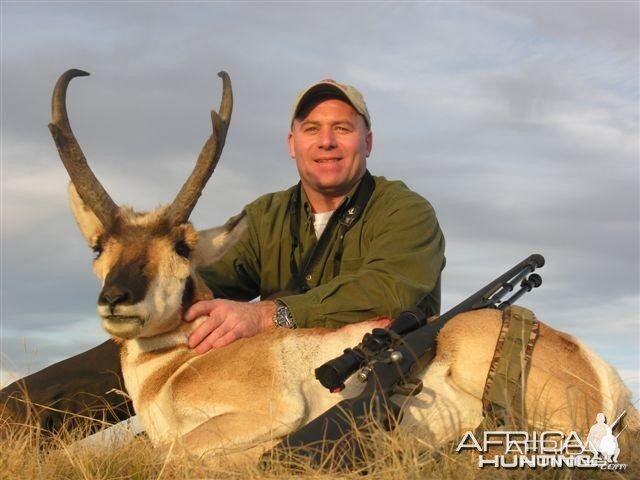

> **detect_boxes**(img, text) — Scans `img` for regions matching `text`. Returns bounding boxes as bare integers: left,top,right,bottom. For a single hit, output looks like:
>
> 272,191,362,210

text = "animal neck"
126,272,213,354
130,320,195,353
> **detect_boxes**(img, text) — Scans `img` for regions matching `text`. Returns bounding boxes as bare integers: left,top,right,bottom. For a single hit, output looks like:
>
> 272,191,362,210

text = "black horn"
167,71,233,225
48,69,119,229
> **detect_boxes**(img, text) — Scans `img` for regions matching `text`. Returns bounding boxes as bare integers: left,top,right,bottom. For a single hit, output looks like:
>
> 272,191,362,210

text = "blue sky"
1,2,638,401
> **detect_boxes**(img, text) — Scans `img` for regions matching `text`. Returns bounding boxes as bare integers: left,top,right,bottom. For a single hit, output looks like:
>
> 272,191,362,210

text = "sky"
1,2,638,404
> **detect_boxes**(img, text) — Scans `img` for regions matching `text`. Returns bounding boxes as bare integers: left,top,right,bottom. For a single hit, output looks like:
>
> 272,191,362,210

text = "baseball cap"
290,79,371,129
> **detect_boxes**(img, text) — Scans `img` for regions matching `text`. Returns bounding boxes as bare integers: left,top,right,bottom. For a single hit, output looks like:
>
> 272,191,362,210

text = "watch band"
273,300,297,329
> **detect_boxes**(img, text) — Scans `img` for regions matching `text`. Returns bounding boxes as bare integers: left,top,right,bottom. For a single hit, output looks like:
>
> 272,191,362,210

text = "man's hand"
184,300,276,354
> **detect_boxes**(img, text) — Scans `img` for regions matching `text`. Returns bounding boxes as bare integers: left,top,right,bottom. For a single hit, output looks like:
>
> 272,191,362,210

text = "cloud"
486,2,639,53
1,314,109,388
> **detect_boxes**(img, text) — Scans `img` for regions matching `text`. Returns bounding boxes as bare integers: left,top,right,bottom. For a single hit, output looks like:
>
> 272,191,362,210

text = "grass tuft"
1,404,638,479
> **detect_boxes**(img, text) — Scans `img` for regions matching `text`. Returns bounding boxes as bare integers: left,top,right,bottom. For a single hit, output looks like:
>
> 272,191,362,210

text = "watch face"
275,303,295,329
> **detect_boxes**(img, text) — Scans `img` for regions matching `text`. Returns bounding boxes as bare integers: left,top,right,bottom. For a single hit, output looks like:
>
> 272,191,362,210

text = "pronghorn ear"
192,211,248,267
68,183,106,246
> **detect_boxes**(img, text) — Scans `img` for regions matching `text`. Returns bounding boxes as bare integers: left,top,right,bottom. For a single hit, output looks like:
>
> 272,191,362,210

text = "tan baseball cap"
290,79,371,130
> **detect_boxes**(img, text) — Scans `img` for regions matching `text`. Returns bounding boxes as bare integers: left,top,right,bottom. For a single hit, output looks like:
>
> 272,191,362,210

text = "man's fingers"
188,316,224,349
209,330,240,350
184,300,217,322
194,339,216,355
374,317,393,329
193,325,232,354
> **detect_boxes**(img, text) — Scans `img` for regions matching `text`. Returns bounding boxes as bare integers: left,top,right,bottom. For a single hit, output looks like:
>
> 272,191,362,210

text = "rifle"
260,254,545,471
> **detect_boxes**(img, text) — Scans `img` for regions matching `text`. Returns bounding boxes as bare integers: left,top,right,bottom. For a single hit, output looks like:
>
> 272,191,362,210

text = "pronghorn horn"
168,71,233,225
48,69,118,229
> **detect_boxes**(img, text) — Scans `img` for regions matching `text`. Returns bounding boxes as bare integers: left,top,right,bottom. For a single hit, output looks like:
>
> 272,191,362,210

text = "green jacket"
197,175,445,328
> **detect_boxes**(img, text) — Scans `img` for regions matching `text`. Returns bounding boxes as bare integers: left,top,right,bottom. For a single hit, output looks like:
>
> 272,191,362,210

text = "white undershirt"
313,210,335,238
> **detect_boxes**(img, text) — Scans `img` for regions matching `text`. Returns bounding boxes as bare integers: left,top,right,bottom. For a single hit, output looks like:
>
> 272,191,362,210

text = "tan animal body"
49,69,637,458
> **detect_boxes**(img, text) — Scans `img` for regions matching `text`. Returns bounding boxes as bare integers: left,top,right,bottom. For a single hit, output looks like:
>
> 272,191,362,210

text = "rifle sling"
480,305,540,430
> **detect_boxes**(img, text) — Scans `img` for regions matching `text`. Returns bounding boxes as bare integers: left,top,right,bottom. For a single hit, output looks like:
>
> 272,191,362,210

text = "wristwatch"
273,300,297,329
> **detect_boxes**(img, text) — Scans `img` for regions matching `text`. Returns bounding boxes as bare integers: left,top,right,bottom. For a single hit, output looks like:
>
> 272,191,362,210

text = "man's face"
288,99,372,209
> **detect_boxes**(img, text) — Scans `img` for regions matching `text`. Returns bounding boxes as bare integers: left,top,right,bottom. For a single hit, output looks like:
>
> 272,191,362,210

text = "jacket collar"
300,176,366,221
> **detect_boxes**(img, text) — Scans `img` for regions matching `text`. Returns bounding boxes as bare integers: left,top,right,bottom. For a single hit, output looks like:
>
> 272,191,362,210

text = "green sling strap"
480,305,541,430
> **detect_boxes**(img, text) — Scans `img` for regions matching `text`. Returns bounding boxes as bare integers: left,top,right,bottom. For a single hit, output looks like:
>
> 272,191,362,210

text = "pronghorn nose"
98,286,131,307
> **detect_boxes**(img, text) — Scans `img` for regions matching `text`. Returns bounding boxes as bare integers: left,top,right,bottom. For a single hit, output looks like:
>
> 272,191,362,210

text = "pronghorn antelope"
49,68,637,459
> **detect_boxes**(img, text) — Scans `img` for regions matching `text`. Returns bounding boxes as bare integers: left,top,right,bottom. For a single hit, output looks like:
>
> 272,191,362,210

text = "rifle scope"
315,307,428,392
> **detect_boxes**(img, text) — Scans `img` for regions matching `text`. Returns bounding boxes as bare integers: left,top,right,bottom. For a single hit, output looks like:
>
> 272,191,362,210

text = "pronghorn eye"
92,244,103,259
174,240,191,258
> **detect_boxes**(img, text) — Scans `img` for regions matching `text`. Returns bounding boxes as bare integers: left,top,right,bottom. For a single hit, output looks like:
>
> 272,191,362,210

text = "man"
0,79,445,435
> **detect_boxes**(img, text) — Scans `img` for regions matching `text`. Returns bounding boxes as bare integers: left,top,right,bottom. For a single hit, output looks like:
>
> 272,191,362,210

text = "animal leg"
179,411,293,459
399,361,484,447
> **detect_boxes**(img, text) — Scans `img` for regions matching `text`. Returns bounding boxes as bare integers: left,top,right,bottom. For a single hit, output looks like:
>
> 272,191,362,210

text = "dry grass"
1,408,638,480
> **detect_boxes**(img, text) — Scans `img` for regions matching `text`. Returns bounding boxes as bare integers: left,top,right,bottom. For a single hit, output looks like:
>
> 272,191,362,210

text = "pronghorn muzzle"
97,260,150,338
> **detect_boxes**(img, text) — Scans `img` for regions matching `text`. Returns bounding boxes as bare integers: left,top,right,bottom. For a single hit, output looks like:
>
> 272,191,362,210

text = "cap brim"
293,83,352,118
